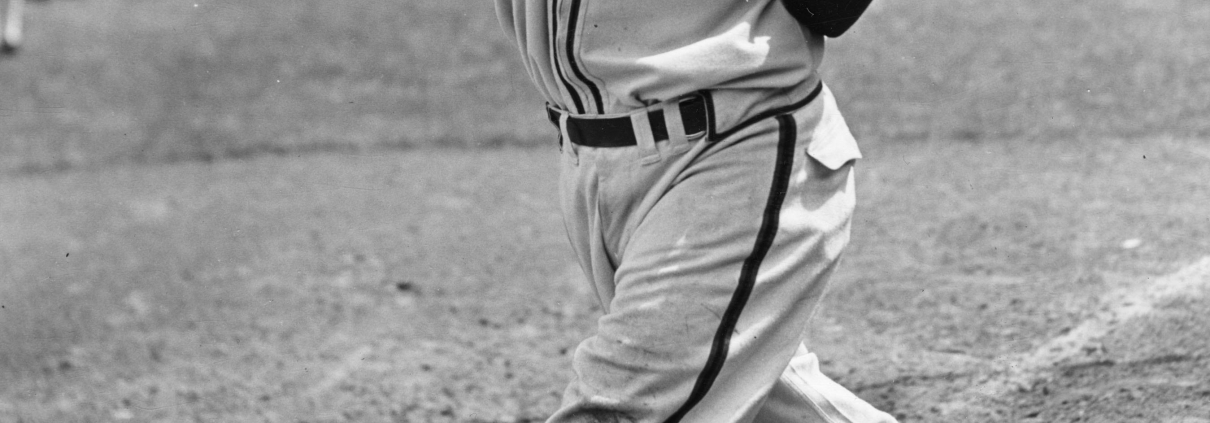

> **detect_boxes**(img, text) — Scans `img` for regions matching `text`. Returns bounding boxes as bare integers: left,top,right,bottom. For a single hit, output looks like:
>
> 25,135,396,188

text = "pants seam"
663,113,800,423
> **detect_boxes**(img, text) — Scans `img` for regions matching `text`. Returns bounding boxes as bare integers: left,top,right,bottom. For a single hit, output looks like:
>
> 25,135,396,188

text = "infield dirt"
2,0,1208,420
2,138,1207,422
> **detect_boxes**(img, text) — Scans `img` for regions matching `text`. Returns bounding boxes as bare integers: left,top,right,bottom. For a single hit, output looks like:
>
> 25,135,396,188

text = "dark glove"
781,0,875,38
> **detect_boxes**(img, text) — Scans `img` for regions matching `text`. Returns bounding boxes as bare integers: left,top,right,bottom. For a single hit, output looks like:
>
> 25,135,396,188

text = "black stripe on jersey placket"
549,0,586,114
664,114,800,423
563,0,605,114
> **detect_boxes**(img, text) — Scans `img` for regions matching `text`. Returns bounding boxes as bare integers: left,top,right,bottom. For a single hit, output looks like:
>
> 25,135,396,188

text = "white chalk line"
959,255,1210,400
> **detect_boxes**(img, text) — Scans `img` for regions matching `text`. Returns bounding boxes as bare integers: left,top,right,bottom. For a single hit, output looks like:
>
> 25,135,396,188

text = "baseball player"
494,0,896,421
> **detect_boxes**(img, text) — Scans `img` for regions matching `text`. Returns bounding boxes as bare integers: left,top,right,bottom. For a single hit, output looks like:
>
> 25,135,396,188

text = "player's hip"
553,82,859,263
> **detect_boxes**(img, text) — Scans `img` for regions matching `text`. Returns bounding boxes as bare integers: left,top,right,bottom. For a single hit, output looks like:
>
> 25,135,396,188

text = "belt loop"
662,99,689,150
559,113,579,165
630,111,661,164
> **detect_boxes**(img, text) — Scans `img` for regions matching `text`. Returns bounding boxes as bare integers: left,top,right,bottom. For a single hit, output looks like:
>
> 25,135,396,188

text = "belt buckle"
675,92,709,140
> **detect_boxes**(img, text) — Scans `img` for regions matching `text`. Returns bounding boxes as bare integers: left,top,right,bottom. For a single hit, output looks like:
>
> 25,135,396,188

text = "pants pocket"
802,84,862,170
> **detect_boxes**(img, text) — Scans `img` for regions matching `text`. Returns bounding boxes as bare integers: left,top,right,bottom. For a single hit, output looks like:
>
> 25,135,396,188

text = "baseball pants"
549,84,898,423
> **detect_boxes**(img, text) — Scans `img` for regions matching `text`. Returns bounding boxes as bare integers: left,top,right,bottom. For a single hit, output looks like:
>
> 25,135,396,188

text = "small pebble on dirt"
393,280,419,293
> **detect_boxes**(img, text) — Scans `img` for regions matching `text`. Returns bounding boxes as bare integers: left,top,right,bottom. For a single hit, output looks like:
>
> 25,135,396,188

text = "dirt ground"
2,0,1207,421
1,139,1208,422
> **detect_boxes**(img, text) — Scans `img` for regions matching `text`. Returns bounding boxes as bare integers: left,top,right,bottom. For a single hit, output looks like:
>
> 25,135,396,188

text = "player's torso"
495,0,825,116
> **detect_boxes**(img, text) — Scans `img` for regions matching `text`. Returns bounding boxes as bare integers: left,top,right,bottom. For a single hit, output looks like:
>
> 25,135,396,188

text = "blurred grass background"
0,0,545,173
0,0,1207,174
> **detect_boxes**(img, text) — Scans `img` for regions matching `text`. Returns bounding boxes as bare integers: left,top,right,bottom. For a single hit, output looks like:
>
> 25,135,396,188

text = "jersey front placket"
550,0,602,114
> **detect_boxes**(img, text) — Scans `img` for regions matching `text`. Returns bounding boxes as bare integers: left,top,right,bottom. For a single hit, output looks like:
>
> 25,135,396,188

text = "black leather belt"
546,82,824,148
547,96,709,148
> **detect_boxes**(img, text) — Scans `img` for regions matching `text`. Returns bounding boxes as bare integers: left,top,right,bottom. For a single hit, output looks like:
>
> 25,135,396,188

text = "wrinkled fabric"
550,85,896,423
495,0,824,131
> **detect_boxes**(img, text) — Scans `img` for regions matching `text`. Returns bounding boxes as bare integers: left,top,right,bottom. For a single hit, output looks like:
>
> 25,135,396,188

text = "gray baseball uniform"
495,1,897,421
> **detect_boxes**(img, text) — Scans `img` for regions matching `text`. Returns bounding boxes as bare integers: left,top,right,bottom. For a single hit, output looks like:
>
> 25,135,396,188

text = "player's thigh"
582,113,854,419
602,115,789,357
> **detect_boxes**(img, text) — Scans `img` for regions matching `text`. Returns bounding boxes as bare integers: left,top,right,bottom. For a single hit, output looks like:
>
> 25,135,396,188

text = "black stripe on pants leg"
664,114,799,423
